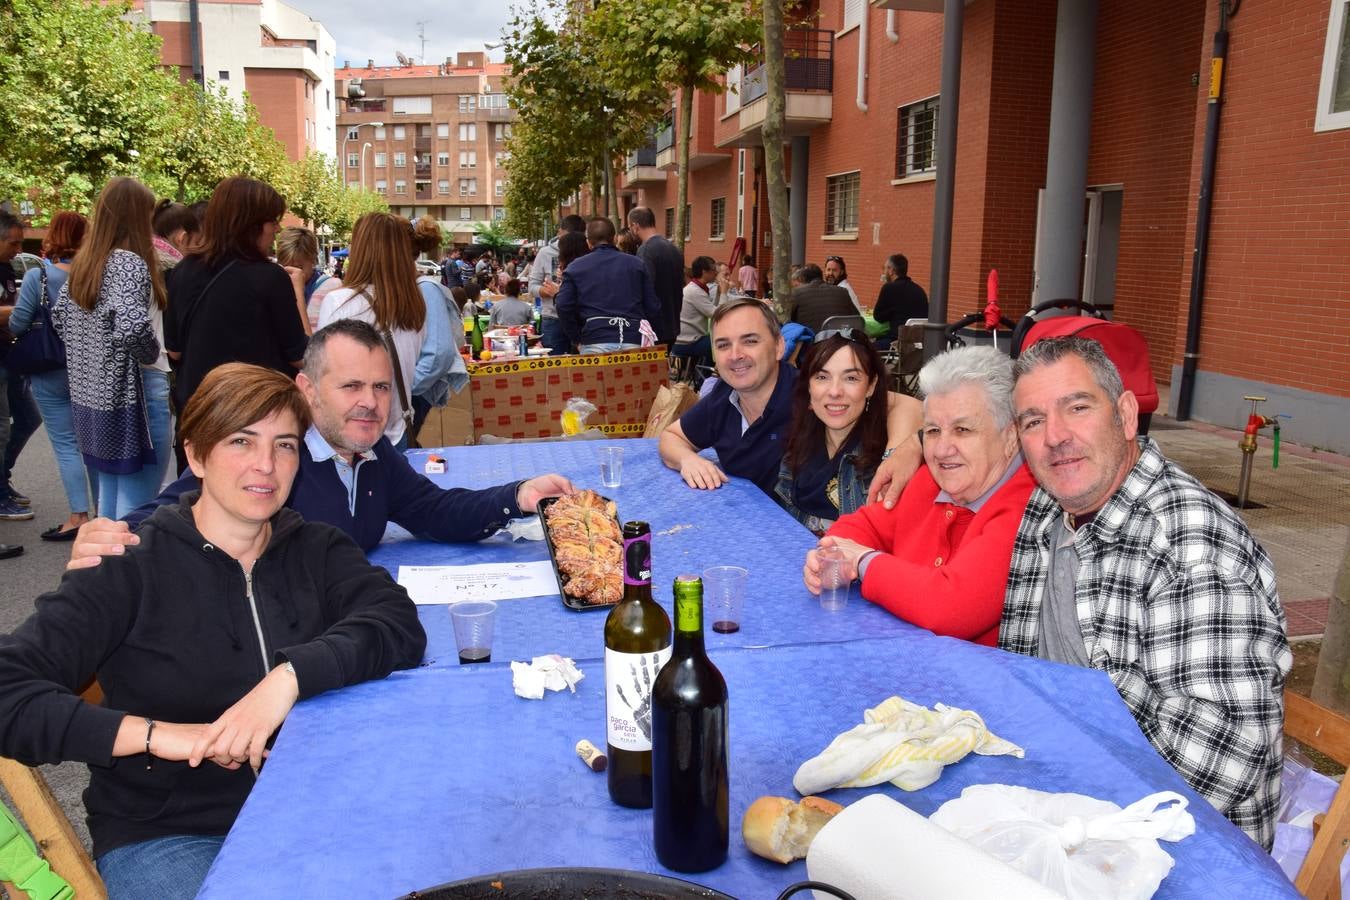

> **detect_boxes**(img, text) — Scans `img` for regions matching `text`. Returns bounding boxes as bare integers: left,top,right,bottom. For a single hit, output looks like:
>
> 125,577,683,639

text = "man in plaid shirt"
1001,336,1291,848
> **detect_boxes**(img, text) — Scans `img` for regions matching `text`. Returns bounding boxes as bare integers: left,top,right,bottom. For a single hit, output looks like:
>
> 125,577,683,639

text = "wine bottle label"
605,646,671,751
622,533,652,586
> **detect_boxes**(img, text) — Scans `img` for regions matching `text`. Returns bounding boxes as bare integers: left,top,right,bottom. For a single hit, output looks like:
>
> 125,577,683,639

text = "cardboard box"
417,348,668,445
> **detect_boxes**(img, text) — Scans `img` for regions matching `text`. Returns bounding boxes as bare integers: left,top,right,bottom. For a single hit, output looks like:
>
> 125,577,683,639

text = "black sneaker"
0,543,22,560
0,498,34,521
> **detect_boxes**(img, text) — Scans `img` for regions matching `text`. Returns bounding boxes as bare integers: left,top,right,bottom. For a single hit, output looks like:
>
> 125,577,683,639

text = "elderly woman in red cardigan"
802,345,1035,646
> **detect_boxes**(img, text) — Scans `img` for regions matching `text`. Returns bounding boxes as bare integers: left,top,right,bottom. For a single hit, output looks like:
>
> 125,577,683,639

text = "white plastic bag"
1272,747,1347,890
929,785,1195,900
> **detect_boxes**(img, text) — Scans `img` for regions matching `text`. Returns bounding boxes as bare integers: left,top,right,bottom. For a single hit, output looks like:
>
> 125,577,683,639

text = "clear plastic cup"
450,600,498,664
703,565,748,634
817,547,850,612
600,446,624,488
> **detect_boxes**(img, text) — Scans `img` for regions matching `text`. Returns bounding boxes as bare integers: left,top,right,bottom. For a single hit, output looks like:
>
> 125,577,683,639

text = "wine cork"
575,739,607,772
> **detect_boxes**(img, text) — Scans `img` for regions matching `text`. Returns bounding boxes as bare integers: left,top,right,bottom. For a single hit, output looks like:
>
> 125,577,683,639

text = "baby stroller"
1008,298,1159,436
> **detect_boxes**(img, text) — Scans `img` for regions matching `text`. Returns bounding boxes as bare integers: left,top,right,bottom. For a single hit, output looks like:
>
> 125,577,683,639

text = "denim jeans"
2,368,42,485
579,343,639,355
97,833,225,900
540,316,574,356
29,369,96,514
98,369,172,519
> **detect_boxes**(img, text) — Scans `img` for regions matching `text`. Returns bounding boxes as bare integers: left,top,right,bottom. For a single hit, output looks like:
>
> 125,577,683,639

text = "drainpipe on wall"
1177,0,1235,420
189,0,203,84
856,5,870,112
887,11,899,43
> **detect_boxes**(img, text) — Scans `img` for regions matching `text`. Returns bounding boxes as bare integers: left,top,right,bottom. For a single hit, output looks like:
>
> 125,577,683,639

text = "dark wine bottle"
603,521,672,809
651,575,729,873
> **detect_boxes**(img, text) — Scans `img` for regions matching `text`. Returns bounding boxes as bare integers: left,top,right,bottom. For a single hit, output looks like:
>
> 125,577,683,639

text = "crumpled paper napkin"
794,695,1024,794
511,654,585,700
502,516,544,542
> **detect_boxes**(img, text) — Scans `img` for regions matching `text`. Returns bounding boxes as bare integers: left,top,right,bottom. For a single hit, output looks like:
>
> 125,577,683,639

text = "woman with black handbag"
10,211,93,540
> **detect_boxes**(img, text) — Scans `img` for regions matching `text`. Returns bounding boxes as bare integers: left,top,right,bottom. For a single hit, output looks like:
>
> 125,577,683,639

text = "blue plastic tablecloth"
197,440,1297,898
199,633,1295,898
374,440,918,666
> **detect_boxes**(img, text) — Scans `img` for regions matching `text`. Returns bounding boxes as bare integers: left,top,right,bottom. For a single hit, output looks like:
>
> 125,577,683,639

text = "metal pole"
790,136,808,267
923,0,964,360
1037,0,1100,310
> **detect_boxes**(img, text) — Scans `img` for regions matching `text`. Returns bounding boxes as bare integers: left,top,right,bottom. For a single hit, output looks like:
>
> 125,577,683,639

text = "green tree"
142,80,268,203
286,151,345,229
474,219,518,258
0,0,175,215
327,186,389,244
502,0,665,228
588,0,762,251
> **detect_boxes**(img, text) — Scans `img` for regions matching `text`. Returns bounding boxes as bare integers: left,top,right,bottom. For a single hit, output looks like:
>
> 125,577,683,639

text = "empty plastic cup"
600,446,624,488
817,547,849,612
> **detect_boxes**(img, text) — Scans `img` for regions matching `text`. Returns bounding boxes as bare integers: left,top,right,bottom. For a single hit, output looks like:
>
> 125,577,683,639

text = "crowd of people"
0,176,1293,898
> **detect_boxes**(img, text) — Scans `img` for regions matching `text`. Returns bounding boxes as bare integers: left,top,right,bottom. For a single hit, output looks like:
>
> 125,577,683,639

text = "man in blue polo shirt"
659,299,923,506
67,320,574,569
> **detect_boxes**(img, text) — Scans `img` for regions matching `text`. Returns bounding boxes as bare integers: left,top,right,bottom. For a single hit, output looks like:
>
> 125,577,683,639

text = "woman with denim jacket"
773,329,888,534
801,346,1036,646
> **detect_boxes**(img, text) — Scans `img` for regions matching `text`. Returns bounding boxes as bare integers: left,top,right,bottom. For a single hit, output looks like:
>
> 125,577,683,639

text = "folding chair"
0,682,107,899
1010,298,1159,435
1283,690,1350,900
882,318,927,396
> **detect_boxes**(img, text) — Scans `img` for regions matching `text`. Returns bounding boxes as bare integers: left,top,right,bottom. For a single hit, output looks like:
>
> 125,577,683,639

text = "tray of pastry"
539,490,623,611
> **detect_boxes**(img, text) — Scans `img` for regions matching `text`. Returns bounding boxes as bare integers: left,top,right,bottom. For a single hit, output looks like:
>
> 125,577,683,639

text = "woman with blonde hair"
11,211,95,538
316,212,431,449
276,225,341,333
53,178,173,518
409,214,463,439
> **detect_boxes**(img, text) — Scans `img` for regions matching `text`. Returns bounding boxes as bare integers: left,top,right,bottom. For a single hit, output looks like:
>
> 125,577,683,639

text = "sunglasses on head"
825,256,844,264
813,327,867,344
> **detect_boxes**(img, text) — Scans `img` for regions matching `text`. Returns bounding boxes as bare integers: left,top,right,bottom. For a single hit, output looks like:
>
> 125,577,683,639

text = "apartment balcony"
415,164,432,178
654,118,675,170
477,106,518,122
414,136,431,152
416,191,433,201
624,142,663,187
716,29,834,148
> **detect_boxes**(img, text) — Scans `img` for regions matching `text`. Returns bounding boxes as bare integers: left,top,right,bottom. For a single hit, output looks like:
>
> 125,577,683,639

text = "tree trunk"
676,84,693,254
761,0,793,318
1312,534,1350,715
590,163,602,217
603,146,617,229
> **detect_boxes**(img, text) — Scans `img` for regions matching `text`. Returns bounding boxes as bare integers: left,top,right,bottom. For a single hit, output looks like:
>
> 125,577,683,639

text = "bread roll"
742,795,844,863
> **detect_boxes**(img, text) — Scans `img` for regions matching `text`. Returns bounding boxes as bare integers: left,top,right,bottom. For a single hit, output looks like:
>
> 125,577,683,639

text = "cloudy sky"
284,0,516,69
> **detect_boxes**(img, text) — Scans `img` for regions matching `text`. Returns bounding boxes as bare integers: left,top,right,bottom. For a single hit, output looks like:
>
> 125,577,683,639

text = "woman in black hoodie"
0,363,426,899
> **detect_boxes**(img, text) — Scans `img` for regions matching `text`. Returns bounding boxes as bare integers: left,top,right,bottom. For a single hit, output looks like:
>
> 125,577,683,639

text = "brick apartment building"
335,52,517,244
133,0,338,160
614,0,1350,453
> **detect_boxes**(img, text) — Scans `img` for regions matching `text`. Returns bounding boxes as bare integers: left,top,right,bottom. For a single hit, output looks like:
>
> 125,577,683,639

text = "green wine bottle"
652,575,729,872
603,521,672,809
